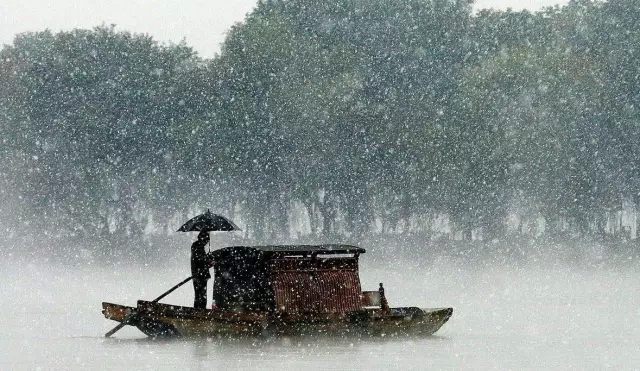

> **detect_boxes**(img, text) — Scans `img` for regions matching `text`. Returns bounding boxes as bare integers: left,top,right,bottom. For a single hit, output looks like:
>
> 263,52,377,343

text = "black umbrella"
177,210,241,232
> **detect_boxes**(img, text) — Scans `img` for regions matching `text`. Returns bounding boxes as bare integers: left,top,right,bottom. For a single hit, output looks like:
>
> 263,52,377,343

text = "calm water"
2,251,639,370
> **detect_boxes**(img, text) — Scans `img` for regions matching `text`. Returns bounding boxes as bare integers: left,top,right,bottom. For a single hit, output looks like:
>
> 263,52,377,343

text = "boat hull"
102,301,452,338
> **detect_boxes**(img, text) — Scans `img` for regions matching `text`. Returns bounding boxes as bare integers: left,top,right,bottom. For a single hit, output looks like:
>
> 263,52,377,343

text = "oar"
104,276,193,338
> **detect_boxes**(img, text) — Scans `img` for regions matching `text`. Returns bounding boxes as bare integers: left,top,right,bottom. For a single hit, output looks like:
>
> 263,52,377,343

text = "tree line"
0,0,639,252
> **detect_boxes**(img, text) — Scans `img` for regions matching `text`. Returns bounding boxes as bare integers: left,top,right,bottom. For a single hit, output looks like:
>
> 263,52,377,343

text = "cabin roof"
210,244,365,259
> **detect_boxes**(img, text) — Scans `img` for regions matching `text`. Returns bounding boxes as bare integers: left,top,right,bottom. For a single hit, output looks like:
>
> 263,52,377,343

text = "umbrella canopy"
177,210,241,232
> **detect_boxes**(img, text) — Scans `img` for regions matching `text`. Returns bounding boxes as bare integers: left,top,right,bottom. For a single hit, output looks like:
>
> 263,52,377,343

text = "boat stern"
361,306,453,337
420,307,453,333
102,302,134,323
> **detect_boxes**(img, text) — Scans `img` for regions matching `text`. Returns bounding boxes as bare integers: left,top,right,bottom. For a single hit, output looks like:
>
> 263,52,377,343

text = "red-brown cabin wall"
269,257,362,314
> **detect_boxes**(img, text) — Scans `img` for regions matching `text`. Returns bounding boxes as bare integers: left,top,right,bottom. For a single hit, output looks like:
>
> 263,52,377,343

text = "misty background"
2,0,640,264
1,1,640,369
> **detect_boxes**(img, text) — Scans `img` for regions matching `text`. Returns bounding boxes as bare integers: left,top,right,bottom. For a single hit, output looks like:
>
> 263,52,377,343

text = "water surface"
2,252,637,370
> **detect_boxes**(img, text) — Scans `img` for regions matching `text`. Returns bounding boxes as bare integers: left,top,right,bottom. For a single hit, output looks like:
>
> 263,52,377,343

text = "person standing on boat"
191,230,212,309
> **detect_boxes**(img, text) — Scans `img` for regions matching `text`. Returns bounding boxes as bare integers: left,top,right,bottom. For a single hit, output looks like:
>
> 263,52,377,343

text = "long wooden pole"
104,276,193,338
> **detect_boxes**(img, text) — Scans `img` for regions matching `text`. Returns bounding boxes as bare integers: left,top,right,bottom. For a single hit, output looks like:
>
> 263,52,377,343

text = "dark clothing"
191,238,211,309
191,239,211,280
193,278,208,309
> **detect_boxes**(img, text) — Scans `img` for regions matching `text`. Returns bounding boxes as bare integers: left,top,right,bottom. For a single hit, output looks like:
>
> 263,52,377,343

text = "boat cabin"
102,244,453,338
209,244,369,314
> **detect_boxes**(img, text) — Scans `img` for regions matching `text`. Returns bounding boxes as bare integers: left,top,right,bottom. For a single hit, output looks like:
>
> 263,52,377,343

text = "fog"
2,243,638,370
2,0,639,368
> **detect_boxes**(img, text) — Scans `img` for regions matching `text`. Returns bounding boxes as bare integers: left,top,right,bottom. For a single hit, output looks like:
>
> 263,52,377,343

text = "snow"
2,252,638,369
0,0,637,368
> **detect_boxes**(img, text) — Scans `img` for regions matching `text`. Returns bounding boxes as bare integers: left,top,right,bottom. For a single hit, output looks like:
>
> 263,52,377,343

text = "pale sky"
1,0,570,59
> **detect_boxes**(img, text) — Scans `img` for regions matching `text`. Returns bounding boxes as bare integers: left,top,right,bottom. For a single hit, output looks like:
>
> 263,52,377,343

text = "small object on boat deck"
379,283,389,314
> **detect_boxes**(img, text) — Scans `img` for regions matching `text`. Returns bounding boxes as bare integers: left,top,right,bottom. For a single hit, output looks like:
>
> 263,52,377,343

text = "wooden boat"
102,244,452,338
